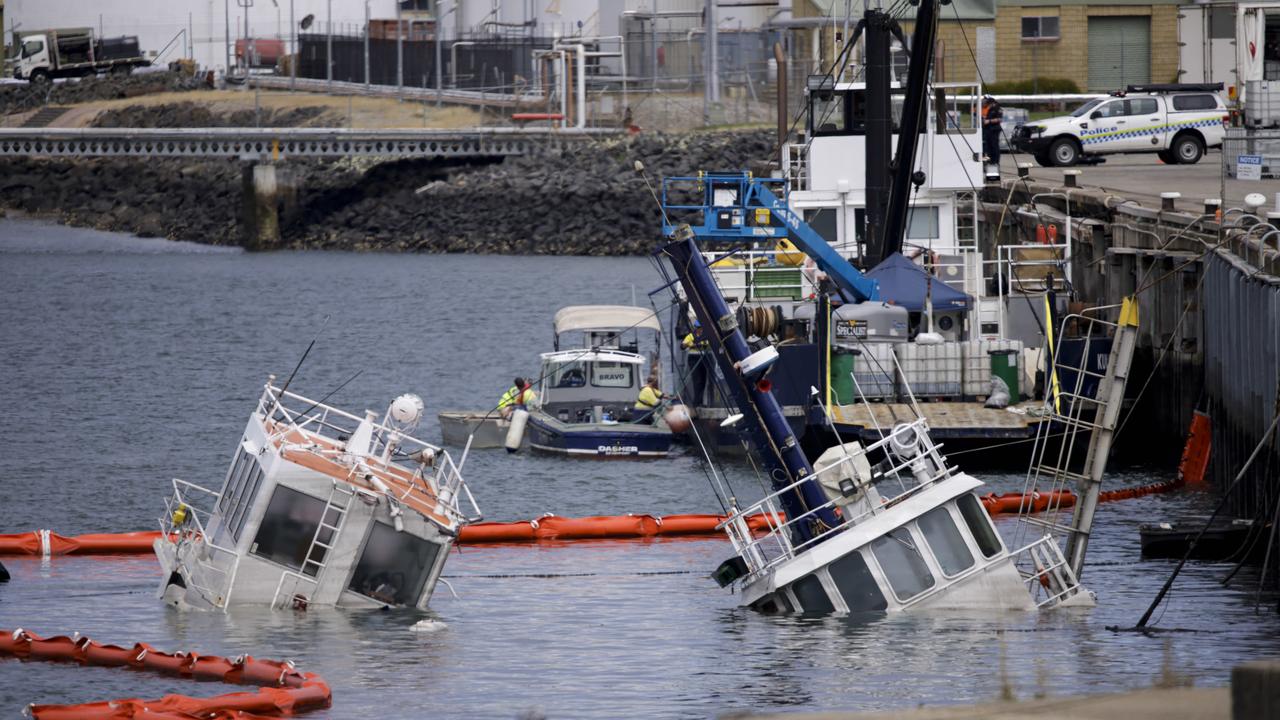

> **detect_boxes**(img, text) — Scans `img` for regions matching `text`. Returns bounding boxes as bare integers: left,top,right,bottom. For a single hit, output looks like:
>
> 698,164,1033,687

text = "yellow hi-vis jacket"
635,385,663,410
498,386,537,409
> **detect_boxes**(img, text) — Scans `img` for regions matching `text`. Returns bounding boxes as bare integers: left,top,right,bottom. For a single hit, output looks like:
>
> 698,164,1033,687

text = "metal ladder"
1014,296,1140,585
271,481,356,609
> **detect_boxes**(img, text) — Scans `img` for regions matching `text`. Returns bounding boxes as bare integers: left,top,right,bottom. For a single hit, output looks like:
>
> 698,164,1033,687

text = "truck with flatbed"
1012,83,1229,166
13,28,151,83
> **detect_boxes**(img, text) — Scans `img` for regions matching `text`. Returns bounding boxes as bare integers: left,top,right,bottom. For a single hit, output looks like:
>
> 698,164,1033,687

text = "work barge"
981,171,1279,545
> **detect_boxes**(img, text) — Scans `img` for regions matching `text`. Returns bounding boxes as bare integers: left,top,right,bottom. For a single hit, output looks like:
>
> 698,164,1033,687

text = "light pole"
224,0,231,76
364,1,371,88
435,1,455,108
396,0,404,99
326,0,333,88
288,0,296,91
237,0,254,76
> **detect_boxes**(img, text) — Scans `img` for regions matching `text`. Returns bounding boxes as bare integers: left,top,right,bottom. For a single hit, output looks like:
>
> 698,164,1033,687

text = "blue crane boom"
660,172,880,303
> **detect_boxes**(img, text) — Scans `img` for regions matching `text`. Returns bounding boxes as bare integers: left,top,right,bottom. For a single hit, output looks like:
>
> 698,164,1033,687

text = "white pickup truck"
1012,84,1229,167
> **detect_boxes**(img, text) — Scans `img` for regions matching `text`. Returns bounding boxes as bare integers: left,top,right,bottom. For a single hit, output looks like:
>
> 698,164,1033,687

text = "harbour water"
1,218,1277,718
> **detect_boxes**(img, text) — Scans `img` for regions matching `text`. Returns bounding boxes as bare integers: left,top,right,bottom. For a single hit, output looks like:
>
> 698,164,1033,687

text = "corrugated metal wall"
1203,251,1280,519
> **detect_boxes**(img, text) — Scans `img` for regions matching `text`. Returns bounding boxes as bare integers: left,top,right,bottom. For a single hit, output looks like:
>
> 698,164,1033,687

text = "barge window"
790,574,835,614
918,507,975,576
348,522,440,606
250,486,326,575
958,494,1003,558
828,552,888,612
870,529,935,601
590,361,634,388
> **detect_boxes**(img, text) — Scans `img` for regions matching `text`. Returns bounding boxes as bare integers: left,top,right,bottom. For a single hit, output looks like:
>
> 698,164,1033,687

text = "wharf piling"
982,175,1280,535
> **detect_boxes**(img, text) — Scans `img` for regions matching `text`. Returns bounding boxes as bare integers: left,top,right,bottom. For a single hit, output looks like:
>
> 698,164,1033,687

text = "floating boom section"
658,234,841,544
660,172,880,303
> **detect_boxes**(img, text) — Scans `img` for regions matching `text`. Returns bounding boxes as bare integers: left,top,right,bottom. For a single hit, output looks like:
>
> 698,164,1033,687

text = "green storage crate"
752,268,803,300
988,349,1020,399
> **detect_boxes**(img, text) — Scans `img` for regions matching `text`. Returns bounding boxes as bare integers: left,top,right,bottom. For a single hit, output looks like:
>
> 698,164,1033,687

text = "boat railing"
1010,532,1084,608
257,382,480,524
701,249,820,304
720,418,958,579
159,478,242,609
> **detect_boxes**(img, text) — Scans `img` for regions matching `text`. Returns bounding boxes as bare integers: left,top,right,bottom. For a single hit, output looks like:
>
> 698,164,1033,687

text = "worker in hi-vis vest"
634,376,666,424
498,377,537,419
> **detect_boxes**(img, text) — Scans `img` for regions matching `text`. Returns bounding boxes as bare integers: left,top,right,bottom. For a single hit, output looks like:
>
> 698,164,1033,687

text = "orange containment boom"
0,530,165,556
0,481,1189,555
0,628,331,719
456,513,778,544
980,476,1186,515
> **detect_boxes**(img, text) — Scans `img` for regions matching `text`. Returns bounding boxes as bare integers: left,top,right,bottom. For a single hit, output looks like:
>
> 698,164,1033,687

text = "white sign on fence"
1237,154,1263,181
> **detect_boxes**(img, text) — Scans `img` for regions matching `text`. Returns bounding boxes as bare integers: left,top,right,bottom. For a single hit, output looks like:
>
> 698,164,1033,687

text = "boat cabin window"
590,361,634,388
750,592,794,614
917,506,975,576
828,551,888,612
348,522,440,606
810,89,918,137
250,486,328,576
906,207,940,240
869,528,936,601
218,447,265,544
549,361,587,388
790,574,835,614
811,90,850,135
958,494,1003,558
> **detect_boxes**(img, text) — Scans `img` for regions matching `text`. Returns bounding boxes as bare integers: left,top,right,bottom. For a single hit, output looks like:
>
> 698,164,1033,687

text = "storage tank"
831,302,910,347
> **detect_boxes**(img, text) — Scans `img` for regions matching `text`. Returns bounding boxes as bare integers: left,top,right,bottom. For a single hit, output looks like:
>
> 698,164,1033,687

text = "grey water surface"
1,218,1277,719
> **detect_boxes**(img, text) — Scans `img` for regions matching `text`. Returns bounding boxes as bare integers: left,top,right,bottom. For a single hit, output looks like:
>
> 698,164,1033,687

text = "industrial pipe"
773,41,786,171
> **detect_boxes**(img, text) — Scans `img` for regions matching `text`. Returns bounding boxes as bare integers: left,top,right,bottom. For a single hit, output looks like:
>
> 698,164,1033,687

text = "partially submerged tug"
657,232,1139,613
155,378,480,611
651,0,1140,613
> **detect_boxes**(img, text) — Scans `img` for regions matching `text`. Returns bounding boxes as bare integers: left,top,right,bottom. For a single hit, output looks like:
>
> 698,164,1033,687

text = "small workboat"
437,410,520,449
1139,518,1261,561
526,349,675,457
154,377,481,611
523,305,676,458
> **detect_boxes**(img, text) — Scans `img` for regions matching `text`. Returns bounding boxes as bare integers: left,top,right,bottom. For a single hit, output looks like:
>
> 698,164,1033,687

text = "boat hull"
438,411,513,449
526,410,673,458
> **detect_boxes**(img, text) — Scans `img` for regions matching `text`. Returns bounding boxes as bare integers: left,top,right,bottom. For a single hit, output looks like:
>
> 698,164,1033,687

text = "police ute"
1012,84,1229,167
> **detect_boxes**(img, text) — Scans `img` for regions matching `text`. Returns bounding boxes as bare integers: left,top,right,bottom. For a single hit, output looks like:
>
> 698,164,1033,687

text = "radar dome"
389,393,425,425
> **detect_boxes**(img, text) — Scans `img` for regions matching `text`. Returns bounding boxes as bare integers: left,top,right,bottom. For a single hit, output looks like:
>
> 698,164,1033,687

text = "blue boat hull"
526,411,673,458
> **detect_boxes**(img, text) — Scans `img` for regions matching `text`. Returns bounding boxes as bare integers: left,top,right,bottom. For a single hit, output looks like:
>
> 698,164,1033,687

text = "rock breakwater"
0,128,776,254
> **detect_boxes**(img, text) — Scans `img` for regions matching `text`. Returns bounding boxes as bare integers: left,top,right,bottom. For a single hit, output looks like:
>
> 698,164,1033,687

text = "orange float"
0,628,331,719
1177,411,1212,486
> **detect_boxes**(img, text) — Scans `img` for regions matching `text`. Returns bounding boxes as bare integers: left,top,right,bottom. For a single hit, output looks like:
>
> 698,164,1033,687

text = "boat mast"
659,236,841,544
881,0,941,260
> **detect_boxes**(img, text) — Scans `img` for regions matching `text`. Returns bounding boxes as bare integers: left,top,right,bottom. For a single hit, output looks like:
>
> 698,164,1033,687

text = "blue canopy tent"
862,252,972,311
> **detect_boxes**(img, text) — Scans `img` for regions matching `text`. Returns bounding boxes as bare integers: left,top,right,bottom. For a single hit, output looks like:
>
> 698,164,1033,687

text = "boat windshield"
1070,99,1104,117
546,360,636,389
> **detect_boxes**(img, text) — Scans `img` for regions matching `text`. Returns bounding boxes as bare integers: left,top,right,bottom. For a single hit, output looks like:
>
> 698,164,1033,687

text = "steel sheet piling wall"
1203,252,1280,520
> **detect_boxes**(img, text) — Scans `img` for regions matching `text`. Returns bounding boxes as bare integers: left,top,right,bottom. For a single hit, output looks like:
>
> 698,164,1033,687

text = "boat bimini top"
552,305,662,335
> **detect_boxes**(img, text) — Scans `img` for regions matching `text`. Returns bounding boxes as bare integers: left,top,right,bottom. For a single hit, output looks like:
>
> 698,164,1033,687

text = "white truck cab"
1012,83,1229,166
